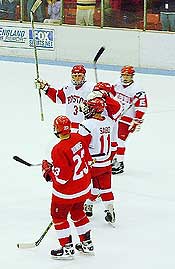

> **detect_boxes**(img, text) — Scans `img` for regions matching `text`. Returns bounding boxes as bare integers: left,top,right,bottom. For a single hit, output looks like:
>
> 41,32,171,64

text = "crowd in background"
0,0,175,32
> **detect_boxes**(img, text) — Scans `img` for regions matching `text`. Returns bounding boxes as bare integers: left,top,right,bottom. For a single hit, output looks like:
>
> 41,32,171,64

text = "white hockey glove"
87,90,104,101
35,79,50,93
128,118,143,133
79,101,89,114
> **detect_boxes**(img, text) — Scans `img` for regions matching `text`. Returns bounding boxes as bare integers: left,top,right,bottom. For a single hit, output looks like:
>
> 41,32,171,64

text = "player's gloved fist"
35,79,49,92
87,90,103,101
128,118,143,133
79,101,89,114
42,160,53,182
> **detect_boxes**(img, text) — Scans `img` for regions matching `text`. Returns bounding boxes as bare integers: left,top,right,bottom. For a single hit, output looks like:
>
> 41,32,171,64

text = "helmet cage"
71,65,86,86
84,98,105,119
120,66,135,86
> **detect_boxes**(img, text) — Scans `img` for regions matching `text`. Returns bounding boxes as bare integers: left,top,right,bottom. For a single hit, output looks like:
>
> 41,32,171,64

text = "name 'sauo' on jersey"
79,117,117,168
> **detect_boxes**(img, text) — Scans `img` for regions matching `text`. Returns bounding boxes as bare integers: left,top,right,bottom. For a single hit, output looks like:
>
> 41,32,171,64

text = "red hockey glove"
128,118,143,133
42,160,53,182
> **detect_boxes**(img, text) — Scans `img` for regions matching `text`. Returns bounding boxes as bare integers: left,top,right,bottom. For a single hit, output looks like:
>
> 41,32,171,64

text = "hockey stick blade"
13,156,41,167
17,221,53,249
93,46,105,64
17,243,36,249
31,0,42,13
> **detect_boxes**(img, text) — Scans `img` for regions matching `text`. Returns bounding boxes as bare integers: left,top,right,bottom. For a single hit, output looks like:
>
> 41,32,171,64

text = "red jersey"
49,133,92,204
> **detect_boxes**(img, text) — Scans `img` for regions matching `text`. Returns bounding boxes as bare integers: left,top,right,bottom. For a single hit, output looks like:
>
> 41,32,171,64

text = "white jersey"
46,81,95,131
79,116,118,168
113,80,147,122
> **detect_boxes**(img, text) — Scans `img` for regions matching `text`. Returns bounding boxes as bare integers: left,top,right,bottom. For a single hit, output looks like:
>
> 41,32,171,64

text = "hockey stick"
93,46,105,83
120,91,144,117
30,0,44,121
13,156,41,167
91,153,105,157
17,221,53,249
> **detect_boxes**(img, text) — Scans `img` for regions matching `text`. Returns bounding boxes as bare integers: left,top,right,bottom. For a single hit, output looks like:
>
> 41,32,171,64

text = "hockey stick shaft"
13,156,41,167
31,0,42,13
120,91,143,117
91,153,105,157
93,46,105,83
17,221,53,249
30,0,44,121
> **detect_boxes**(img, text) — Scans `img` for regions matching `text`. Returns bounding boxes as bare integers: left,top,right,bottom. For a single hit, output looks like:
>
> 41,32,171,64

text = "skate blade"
112,169,124,175
107,222,116,228
51,255,74,260
79,251,95,256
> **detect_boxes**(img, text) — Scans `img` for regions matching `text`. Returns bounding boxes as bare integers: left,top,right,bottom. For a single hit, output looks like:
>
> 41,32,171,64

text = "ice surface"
0,60,175,269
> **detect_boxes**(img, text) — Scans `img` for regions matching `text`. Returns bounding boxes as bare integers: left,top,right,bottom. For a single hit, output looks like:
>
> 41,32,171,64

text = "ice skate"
104,204,116,227
84,204,93,217
75,240,94,255
112,160,124,175
50,243,75,260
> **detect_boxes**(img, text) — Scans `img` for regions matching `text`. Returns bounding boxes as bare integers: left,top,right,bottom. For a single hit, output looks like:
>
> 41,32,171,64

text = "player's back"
80,116,117,168
51,133,92,203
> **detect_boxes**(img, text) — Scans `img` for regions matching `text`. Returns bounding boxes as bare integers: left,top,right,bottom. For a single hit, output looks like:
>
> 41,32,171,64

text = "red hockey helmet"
71,65,86,75
93,82,115,97
121,65,135,75
54,115,71,136
85,97,105,119
121,65,135,86
71,65,86,86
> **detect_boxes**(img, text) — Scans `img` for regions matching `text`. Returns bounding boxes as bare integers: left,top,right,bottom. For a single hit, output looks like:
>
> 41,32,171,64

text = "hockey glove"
128,118,143,133
35,79,50,93
79,101,89,114
42,160,53,182
87,90,104,101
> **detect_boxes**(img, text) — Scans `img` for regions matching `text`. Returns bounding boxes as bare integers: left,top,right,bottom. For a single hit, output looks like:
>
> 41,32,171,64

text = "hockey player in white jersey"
78,97,118,226
35,65,95,132
111,65,148,174
86,81,122,121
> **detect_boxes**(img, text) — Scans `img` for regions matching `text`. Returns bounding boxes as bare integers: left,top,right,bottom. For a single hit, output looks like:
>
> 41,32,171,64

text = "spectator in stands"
0,0,17,20
27,0,44,22
6,0,18,20
160,0,175,31
44,0,61,23
0,0,6,19
76,0,96,26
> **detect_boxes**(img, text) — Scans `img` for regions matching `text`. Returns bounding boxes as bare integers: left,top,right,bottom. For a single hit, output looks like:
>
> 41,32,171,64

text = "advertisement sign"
29,28,54,49
0,25,54,50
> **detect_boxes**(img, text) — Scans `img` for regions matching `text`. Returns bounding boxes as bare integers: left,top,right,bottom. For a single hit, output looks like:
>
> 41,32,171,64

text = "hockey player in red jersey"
78,97,118,226
111,65,148,174
42,115,94,259
36,65,95,132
